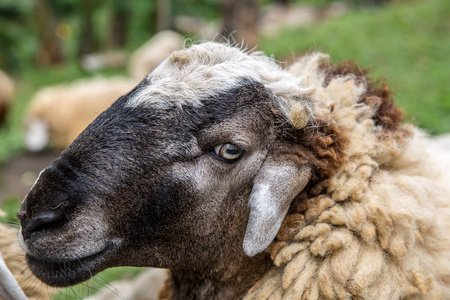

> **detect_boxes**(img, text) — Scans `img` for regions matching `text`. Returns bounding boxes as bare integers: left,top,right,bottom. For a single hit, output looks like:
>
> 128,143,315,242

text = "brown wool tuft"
295,119,349,196
289,103,309,129
320,59,405,131
169,50,192,66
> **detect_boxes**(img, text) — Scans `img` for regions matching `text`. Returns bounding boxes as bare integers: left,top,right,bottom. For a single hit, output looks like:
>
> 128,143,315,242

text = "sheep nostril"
16,210,27,221
23,210,65,236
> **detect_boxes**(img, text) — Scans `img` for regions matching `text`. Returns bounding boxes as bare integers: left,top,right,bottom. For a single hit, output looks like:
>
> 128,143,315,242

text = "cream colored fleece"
244,53,450,300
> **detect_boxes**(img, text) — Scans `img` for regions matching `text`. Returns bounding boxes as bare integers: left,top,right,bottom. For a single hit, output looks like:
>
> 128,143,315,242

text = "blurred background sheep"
0,70,14,127
128,30,183,81
0,0,448,299
25,77,137,151
24,31,183,152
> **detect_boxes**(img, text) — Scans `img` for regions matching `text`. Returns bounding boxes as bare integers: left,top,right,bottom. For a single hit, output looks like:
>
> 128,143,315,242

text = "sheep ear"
243,159,311,257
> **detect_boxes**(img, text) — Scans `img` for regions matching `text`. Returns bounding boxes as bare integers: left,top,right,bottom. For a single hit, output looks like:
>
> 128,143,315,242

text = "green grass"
261,0,450,135
0,80,34,163
0,196,21,226
51,267,145,300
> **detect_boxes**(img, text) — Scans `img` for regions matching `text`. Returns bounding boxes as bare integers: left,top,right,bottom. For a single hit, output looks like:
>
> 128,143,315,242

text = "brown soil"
0,151,59,205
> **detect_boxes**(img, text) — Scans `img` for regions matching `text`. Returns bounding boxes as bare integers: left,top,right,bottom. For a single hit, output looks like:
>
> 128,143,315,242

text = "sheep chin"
26,238,121,287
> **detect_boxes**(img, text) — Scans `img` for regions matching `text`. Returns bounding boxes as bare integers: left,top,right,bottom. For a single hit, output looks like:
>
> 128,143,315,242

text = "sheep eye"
213,143,244,163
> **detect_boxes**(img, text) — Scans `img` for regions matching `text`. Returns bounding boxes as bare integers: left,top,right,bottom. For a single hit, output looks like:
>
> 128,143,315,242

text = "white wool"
128,42,315,121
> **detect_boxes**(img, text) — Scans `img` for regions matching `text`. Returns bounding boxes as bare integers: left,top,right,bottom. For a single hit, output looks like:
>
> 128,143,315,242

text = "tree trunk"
222,0,259,50
108,0,129,48
276,0,289,7
78,0,98,57
34,0,65,65
156,0,172,32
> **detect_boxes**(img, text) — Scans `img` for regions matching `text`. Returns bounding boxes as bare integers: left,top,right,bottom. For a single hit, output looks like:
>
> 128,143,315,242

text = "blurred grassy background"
262,0,450,134
0,0,449,299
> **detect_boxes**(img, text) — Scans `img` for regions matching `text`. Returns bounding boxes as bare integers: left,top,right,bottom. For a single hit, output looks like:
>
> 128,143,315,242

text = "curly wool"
0,221,55,300
244,54,450,300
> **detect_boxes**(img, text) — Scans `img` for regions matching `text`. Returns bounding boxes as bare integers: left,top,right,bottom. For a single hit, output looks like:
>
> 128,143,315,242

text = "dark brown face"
18,80,313,287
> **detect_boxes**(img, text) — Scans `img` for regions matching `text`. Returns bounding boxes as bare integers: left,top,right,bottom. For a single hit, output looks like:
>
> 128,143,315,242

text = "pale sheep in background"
25,76,137,151
17,43,450,299
25,30,182,152
127,30,183,81
0,70,15,126
81,50,128,73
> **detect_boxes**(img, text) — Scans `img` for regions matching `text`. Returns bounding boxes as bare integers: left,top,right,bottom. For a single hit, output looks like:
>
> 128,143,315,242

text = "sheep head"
17,43,344,289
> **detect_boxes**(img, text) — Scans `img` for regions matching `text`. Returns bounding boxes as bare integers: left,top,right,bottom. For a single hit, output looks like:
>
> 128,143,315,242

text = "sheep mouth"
26,242,115,287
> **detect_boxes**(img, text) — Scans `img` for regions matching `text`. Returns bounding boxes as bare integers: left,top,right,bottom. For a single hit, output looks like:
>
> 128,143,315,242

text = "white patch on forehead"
32,168,47,188
126,42,315,119
22,167,48,203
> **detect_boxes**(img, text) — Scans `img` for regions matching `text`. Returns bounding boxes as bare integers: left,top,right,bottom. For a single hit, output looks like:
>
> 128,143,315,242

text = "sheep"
0,70,15,126
0,218,54,300
81,51,128,73
16,42,450,300
25,76,138,151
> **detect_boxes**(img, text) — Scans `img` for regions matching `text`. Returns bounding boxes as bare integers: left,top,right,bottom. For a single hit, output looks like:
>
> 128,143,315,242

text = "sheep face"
18,78,312,287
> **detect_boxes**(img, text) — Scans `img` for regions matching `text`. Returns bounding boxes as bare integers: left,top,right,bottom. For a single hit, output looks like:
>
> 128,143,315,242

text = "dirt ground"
0,151,59,205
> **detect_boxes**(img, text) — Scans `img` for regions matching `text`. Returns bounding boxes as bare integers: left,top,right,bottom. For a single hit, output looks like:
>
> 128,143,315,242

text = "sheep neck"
165,252,273,300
